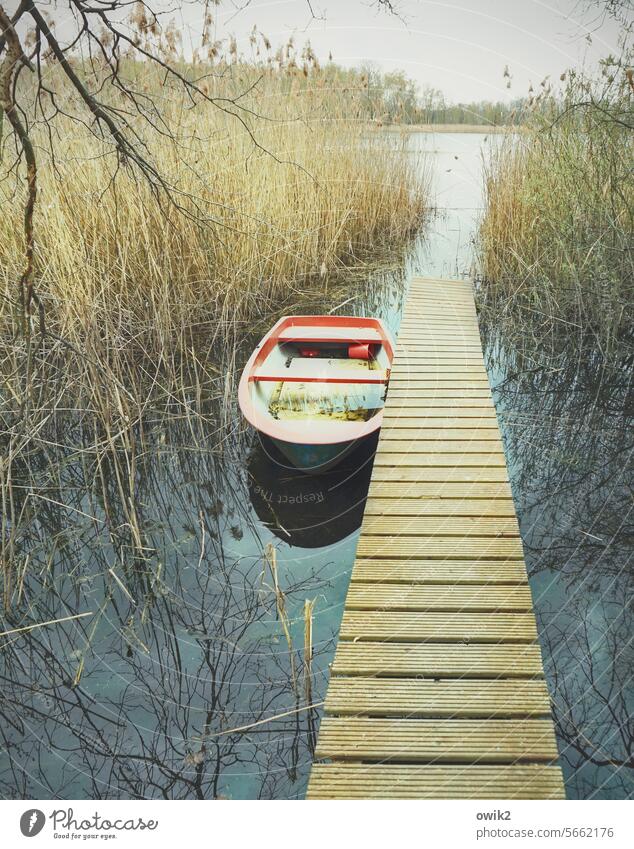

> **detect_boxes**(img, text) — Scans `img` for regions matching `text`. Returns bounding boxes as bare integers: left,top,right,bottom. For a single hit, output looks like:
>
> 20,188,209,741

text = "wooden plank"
392,356,488,364
399,334,481,341
403,300,475,306
375,438,504,451
387,381,491,392
387,364,487,377
402,317,478,323
407,285,473,290
384,388,495,406
396,320,479,327
400,316,477,325
404,291,474,301
397,340,483,348
384,391,493,401
315,718,559,762
401,321,479,328
356,538,523,558
392,362,488,368
363,498,516,517
384,399,496,411
306,765,566,799
361,516,520,537
369,480,511,498
403,296,475,303
398,312,477,318
324,678,552,718
382,410,496,420
380,420,498,432
390,340,477,350
351,559,528,585
388,376,489,386
383,407,497,419
370,467,509,483
379,428,501,440
389,379,489,388
382,408,497,418
410,276,472,284
340,610,538,643
332,642,543,677
367,481,513,498
373,453,505,466
397,338,482,347
388,362,486,372
402,308,476,315
398,324,481,333
404,306,476,313
392,363,489,371
346,583,531,612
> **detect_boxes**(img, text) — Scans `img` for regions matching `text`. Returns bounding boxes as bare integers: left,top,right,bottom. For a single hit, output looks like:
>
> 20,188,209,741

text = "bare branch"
0,5,38,330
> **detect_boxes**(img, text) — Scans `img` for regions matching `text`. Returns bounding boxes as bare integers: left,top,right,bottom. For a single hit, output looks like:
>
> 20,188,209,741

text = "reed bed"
0,62,426,361
478,64,633,358
0,57,426,610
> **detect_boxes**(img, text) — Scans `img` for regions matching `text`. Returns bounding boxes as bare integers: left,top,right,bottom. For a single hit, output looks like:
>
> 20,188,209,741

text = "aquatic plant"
0,60,426,359
478,53,633,359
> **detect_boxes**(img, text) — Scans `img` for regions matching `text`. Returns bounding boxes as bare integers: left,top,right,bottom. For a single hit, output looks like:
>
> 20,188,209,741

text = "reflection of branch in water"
484,346,633,581
478,322,634,799
0,395,334,799
0,530,331,798
541,589,634,799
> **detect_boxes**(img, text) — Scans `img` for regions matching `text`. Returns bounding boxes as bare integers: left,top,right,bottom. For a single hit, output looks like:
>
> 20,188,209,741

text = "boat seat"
252,356,388,385
251,370,388,385
278,325,383,344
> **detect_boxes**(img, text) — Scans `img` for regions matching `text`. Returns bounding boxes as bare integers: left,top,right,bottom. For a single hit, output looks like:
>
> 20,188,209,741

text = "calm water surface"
1,133,631,799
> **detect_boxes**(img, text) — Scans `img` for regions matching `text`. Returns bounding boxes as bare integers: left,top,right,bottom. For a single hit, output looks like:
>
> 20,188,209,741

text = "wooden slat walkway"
306,277,564,800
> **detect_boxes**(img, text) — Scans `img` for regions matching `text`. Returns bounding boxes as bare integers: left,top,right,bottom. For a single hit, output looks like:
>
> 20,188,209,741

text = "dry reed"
0,62,426,364
478,61,633,358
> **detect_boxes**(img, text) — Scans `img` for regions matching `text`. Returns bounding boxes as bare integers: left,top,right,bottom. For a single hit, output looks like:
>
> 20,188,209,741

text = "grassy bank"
478,64,633,357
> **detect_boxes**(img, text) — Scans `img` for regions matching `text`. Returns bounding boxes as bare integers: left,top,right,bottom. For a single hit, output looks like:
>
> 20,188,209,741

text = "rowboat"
238,315,394,472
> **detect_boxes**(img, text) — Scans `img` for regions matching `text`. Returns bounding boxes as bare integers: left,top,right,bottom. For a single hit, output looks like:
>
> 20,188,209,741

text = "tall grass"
0,62,426,360
478,60,633,358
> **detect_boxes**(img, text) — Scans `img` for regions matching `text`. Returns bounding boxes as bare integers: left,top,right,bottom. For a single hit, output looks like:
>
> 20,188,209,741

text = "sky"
173,0,626,103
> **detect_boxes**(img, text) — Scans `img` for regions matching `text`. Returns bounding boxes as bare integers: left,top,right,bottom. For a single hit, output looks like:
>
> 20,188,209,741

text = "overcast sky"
175,0,626,103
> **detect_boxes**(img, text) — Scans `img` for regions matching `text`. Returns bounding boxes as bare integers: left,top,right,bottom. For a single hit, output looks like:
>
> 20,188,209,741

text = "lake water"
1,133,631,800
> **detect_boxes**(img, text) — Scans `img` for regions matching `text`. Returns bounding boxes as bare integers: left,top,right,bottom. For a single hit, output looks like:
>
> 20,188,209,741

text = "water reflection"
248,436,376,548
0,259,409,800
481,322,634,800
0,425,334,799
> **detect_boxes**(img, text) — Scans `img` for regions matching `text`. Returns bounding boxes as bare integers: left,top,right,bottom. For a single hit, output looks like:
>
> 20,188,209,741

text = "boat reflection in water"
247,433,377,547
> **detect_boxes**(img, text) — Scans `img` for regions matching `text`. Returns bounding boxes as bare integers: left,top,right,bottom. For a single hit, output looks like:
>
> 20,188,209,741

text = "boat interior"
250,326,391,423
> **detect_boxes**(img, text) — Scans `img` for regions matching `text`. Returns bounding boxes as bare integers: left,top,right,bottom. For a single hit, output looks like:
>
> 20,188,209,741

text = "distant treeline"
244,57,524,126
357,69,525,126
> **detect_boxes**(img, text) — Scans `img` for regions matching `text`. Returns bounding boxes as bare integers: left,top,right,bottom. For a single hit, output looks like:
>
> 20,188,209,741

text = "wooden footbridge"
306,277,565,799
